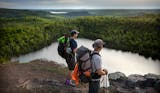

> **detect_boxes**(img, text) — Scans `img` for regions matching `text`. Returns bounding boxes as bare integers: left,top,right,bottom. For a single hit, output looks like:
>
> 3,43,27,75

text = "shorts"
65,54,76,70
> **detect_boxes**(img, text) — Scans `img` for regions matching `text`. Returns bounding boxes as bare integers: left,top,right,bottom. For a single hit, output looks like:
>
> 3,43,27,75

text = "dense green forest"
0,9,160,63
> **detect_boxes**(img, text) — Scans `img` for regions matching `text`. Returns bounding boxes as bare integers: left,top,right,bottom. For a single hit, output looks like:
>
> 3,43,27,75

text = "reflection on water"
50,11,68,14
11,38,160,76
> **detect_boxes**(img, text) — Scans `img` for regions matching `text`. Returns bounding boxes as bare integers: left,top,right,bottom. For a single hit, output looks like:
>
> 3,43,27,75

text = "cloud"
82,0,160,9
56,0,81,4
0,0,159,9
0,1,17,8
37,0,81,6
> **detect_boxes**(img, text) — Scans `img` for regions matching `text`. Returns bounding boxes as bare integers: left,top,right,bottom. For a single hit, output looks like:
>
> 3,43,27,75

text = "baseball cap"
70,30,79,35
92,39,105,48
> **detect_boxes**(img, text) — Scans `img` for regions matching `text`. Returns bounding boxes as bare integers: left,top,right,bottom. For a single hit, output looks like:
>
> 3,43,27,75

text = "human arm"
93,55,108,75
96,69,108,75
70,39,77,53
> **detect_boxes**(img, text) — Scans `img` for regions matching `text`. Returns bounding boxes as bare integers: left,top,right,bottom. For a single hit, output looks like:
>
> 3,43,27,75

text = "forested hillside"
0,9,160,63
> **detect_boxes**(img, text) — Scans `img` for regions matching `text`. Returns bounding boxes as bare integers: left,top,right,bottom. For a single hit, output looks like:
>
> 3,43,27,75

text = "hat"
93,39,104,48
70,30,79,35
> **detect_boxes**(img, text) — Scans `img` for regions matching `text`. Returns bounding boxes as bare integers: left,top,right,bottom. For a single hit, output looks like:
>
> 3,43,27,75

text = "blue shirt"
70,38,77,52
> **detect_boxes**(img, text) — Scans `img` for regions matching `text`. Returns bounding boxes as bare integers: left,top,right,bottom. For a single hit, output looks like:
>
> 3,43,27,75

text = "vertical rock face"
108,72,160,93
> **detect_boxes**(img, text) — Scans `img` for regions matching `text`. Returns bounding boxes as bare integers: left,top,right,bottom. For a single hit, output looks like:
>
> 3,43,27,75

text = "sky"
0,0,160,9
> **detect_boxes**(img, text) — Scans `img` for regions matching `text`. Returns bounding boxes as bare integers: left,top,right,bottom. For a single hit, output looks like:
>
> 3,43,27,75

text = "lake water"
50,11,68,14
11,38,160,76
48,9,160,17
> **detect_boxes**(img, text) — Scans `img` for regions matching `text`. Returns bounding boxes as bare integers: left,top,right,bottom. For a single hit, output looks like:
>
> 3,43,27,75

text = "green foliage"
72,15,160,59
0,9,160,63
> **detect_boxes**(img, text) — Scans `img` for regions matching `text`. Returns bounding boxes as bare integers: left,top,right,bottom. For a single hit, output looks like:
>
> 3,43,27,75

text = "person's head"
70,30,79,39
92,39,104,52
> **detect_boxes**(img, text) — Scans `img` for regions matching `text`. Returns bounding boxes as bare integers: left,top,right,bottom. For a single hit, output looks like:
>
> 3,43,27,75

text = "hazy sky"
0,0,160,9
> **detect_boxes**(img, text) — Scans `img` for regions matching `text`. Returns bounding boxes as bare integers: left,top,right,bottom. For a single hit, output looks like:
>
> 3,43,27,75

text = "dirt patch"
0,60,88,93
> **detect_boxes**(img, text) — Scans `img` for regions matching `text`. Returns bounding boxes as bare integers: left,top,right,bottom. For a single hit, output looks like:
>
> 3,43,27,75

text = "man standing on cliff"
89,39,108,93
65,30,79,86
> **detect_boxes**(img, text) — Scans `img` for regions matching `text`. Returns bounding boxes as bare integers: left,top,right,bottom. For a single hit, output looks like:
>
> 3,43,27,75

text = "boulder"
108,72,127,88
154,80,160,92
126,74,147,88
108,72,127,81
144,73,160,87
108,72,160,93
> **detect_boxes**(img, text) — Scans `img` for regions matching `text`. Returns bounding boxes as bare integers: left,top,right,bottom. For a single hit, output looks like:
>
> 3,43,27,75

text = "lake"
11,38,160,76
48,9,160,17
50,11,68,14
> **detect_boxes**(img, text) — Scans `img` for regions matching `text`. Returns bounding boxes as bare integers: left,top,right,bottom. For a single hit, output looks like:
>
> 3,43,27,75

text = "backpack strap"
90,52,101,73
90,52,100,58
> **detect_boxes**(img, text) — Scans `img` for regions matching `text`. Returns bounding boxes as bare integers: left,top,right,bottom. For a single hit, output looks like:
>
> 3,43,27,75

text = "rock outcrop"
108,72,160,93
0,60,159,93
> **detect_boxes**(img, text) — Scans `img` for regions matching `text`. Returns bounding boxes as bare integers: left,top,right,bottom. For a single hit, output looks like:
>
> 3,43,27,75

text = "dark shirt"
70,38,77,52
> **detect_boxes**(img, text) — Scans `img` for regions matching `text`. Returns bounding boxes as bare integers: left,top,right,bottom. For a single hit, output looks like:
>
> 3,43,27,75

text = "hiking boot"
65,79,70,85
69,80,76,87
65,79,76,87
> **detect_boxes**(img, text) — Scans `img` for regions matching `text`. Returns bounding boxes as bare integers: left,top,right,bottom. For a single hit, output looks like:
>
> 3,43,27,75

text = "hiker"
57,33,70,59
65,30,79,86
89,39,108,93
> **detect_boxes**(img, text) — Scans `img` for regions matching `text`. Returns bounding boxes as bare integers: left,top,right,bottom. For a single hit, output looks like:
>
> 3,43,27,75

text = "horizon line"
1,8,160,10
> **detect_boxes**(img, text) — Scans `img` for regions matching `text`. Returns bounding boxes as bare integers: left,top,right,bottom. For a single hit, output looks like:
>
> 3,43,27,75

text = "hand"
103,69,108,75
